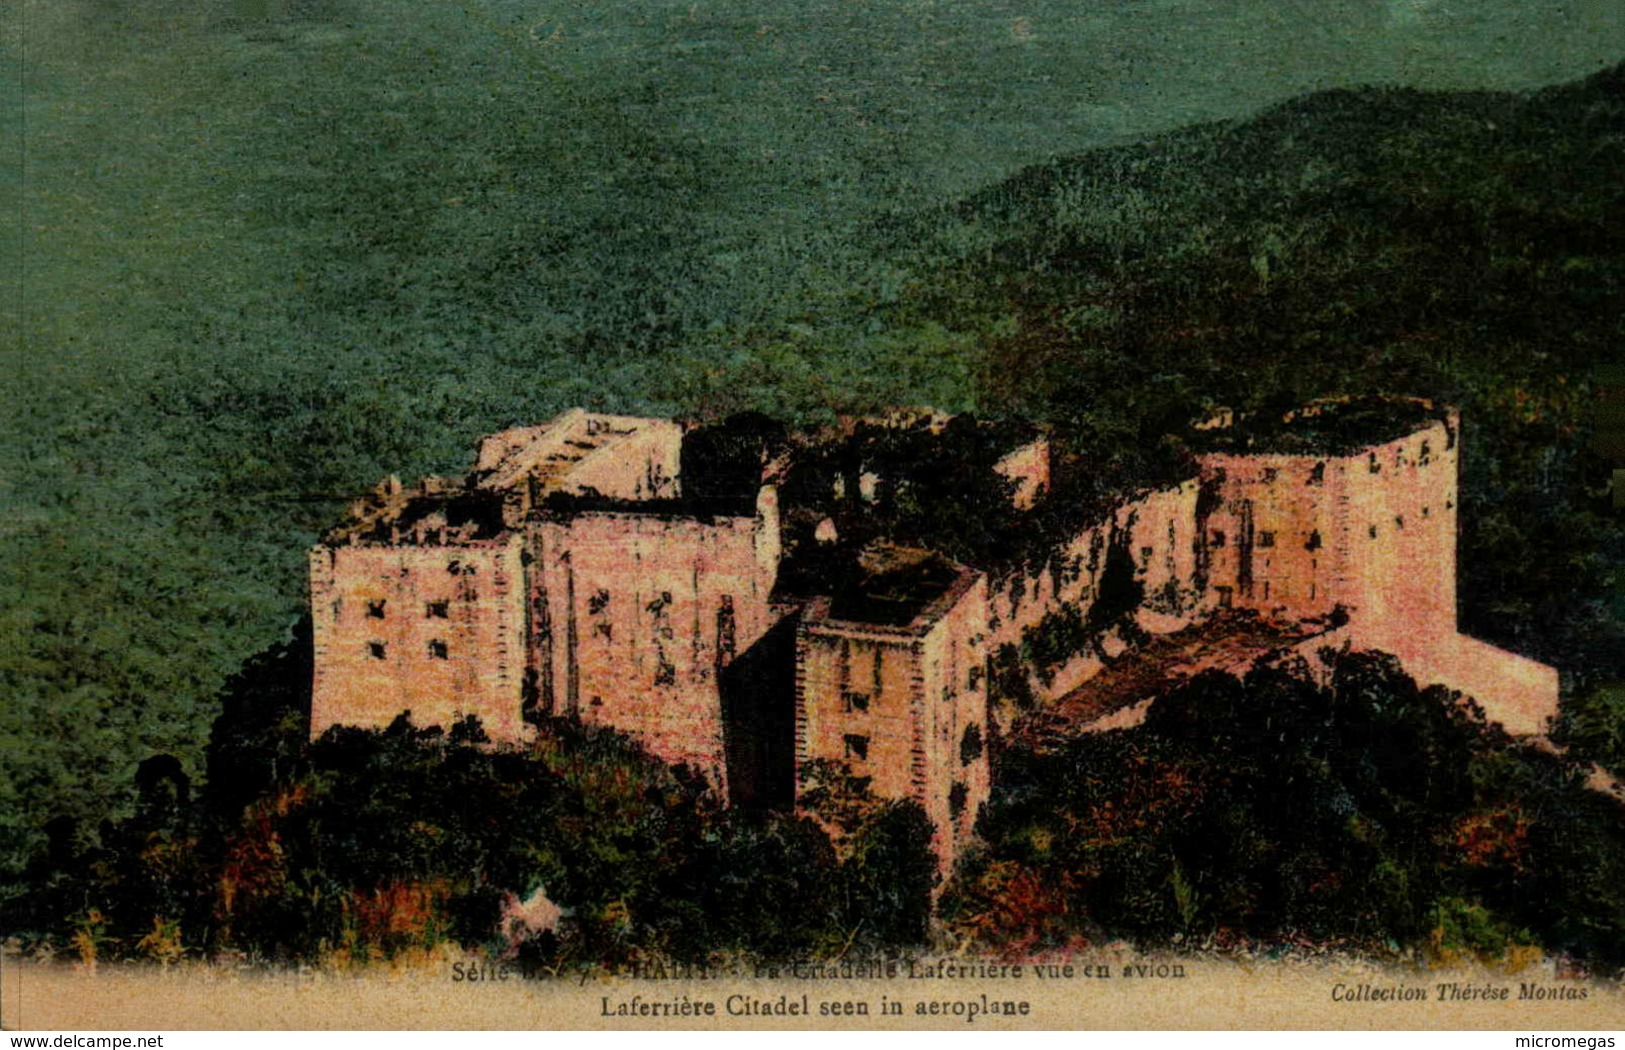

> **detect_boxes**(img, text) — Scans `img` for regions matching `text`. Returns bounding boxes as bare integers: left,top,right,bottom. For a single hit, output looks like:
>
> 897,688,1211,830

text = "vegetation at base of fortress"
12,625,937,968
951,652,1625,973
11,636,1625,973
5,0,1625,969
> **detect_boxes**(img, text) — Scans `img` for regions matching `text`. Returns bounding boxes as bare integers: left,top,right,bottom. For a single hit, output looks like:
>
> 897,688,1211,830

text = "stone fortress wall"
309,412,782,796
794,564,991,867
525,495,780,791
308,399,1561,867
988,479,1210,651
310,535,530,742
1196,407,1556,735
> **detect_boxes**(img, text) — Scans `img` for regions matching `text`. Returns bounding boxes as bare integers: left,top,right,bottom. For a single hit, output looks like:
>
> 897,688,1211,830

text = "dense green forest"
3,0,1623,942
10,630,936,965
12,636,1625,971
948,652,1625,971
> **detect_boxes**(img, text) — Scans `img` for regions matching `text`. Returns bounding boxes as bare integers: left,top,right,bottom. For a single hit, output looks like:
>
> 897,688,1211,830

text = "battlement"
473,409,683,500
1191,395,1454,457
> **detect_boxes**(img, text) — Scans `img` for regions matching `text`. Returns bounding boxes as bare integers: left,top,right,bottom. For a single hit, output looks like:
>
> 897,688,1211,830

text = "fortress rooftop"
321,409,694,545
815,545,981,632
471,409,680,495
324,477,510,546
1192,396,1452,457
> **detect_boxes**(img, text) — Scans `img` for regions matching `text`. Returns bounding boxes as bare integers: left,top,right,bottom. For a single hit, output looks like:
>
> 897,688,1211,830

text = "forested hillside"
4,0,1621,891
875,64,1625,737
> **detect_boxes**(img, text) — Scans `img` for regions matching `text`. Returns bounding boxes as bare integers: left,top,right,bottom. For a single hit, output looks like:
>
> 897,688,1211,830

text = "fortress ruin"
308,399,1559,867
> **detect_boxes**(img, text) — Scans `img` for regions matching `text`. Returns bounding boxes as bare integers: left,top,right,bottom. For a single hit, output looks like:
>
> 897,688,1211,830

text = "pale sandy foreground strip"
2,954,1622,1030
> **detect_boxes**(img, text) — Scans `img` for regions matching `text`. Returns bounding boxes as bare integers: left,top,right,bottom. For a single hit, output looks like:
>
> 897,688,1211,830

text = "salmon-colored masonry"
310,536,530,742
525,492,780,791
988,479,1210,651
794,567,991,868
310,402,1560,872
1196,409,1557,735
310,413,769,767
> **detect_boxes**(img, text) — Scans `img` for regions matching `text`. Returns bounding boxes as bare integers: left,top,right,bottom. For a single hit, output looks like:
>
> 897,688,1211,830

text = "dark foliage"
880,68,1625,698
945,652,1625,972
5,659,935,967
204,619,313,823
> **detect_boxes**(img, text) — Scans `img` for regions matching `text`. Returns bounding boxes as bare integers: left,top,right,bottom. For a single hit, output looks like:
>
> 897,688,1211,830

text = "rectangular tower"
793,550,991,869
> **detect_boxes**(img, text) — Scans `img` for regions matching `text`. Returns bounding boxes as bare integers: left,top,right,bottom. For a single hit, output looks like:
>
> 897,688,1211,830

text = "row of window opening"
366,599,454,619
368,640,449,660
1209,516,1444,549
842,723,984,768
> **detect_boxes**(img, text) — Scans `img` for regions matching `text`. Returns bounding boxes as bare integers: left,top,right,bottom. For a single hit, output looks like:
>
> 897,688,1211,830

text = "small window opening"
960,723,984,766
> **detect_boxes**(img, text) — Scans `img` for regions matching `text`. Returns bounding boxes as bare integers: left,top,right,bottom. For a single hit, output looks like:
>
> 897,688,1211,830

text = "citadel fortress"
308,399,1558,866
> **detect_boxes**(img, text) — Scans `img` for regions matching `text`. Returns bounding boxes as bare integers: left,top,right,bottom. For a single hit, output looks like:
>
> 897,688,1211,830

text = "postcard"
4,0,1624,1032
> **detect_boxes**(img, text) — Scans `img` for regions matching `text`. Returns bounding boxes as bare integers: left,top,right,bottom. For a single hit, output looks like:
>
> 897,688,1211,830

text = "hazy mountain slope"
869,64,1625,684
3,0,1621,880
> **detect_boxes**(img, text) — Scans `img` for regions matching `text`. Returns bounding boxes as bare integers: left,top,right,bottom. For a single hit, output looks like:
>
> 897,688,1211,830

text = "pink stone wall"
1118,480,1207,620
1196,416,1459,636
309,536,530,741
1281,628,1557,738
310,468,780,790
917,574,992,863
793,571,991,870
1197,451,1345,619
988,480,1208,653
1196,413,1556,734
986,521,1106,649
1407,634,1560,737
794,624,930,804
1337,420,1460,655
529,499,779,791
